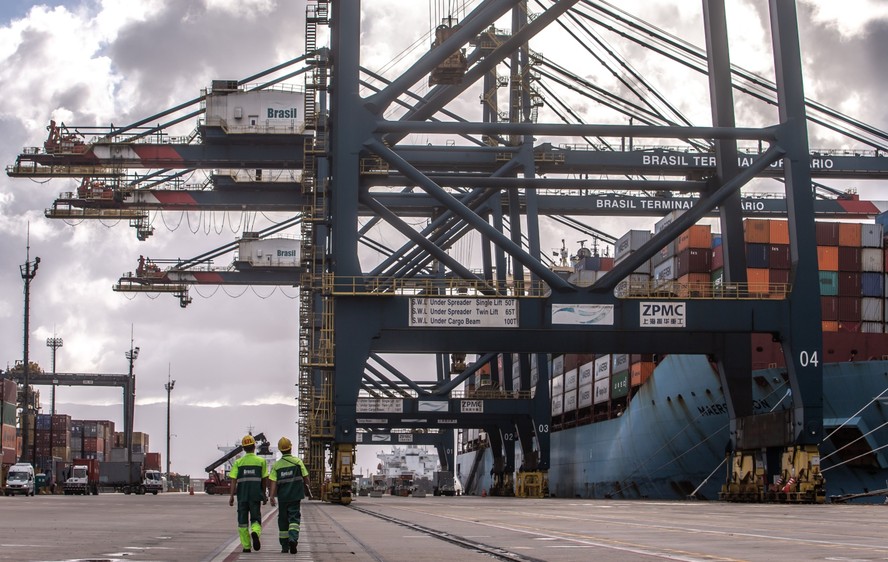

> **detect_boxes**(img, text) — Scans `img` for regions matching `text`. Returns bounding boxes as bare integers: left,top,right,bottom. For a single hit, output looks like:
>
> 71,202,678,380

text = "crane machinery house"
204,82,306,134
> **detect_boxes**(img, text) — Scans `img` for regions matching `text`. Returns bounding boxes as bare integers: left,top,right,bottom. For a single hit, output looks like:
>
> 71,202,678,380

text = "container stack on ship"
459,214,888,503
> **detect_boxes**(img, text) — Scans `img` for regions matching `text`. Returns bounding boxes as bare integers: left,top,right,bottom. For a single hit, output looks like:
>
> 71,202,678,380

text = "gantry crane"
9,0,888,504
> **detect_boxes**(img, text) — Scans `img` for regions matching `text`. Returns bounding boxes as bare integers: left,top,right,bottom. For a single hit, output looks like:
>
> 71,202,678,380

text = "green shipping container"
611,371,629,399
1,402,15,426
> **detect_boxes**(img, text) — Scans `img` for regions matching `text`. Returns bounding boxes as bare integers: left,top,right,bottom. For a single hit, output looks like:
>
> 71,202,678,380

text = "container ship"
457,215,888,503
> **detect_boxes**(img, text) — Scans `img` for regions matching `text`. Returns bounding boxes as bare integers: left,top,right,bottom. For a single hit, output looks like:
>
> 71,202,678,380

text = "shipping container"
747,268,770,295
204,88,306,134
676,247,712,276
630,361,654,387
552,355,564,378
817,246,839,271
769,244,791,270
821,296,839,321
815,221,839,246
861,224,883,248
551,374,564,396
822,320,839,332
594,355,611,381
861,272,883,297
653,257,677,285
838,272,861,297
578,361,594,387
677,273,711,297
837,297,862,322
747,243,770,269
861,298,884,322
744,219,770,243
611,371,630,399
578,384,594,409
678,224,711,251
593,378,610,404
551,394,564,416
769,220,789,245
564,389,578,412
712,244,724,271
838,247,863,271
564,368,578,392
819,271,839,296
613,252,651,275
614,230,652,262
861,248,883,272
612,354,629,375
769,269,790,289
614,273,652,297
861,322,884,333
838,222,862,247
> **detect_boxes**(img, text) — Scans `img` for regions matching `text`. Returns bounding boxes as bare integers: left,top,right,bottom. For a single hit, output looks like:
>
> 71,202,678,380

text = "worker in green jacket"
269,436,311,554
228,434,269,553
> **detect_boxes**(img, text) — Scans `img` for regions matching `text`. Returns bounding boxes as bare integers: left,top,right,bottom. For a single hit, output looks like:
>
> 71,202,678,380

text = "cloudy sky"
1,1,886,478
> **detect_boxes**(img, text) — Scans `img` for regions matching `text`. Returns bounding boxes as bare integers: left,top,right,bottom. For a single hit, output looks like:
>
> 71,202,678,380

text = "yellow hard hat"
241,434,256,447
278,437,292,452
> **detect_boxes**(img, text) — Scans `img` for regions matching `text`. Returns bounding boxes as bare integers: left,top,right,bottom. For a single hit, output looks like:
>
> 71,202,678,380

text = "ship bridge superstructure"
8,0,888,504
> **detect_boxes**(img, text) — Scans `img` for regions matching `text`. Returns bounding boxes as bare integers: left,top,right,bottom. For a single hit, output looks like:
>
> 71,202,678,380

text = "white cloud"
802,0,888,37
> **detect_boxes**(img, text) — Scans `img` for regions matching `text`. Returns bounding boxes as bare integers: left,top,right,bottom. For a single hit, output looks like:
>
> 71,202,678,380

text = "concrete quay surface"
0,492,886,561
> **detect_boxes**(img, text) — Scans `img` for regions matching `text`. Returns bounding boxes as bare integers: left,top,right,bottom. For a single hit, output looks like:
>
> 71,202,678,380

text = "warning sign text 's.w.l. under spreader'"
409,297,518,328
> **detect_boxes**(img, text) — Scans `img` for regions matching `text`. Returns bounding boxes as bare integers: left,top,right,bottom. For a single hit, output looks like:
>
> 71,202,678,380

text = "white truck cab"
142,469,163,494
4,463,36,496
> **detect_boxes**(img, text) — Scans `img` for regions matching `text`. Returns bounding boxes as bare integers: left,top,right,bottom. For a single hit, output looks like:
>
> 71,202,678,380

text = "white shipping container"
861,248,884,272
578,360,595,386
614,230,652,262
237,236,301,268
552,394,564,416
564,368,578,391
614,252,652,275
578,383,594,408
653,257,678,285
862,298,884,322
654,210,686,234
564,389,578,412
612,353,630,374
861,322,884,333
530,367,538,398
615,273,652,297
552,354,564,378
551,374,564,396
861,224,884,248
593,378,610,404
594,355,611,381
569,269,606,287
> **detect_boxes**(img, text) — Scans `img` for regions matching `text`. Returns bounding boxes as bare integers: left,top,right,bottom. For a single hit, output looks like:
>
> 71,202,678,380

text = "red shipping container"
837,297,862,322
630,361,654,387
744,219,770,243
768,244,791,270
816,222,839,246
821,296,838,321
822,320,839,332
838,272,861,297
677,273,710,297
676,248,712,276
711,244,724,271
769,220,790,245
769,268,790,291
817,246,839,271
838,247,862,272
563,354,580,372
838,222,862,247
747,268,770,295
144,452,162,471
678,224,712,251
838,321,861,333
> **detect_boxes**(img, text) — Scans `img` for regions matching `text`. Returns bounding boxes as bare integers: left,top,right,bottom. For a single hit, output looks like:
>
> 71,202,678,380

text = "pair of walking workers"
228,434,311,554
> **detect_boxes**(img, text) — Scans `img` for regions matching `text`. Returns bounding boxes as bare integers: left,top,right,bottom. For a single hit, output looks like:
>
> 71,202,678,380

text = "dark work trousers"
237,501,262,549
277,500,302,547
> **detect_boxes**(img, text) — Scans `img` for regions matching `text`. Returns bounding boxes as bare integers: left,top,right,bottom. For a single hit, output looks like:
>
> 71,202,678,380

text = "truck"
99,462,163,494
433,470,456,496
203,432,269,495
64,459,100,495
4,463,36,496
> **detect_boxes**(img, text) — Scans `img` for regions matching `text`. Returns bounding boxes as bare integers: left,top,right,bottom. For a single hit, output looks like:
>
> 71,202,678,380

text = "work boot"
242,547,251,553
251,531,261,551
289,540,298,554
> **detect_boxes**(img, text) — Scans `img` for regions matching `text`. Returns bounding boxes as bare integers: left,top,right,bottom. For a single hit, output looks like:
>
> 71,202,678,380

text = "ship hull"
457,355,888,503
